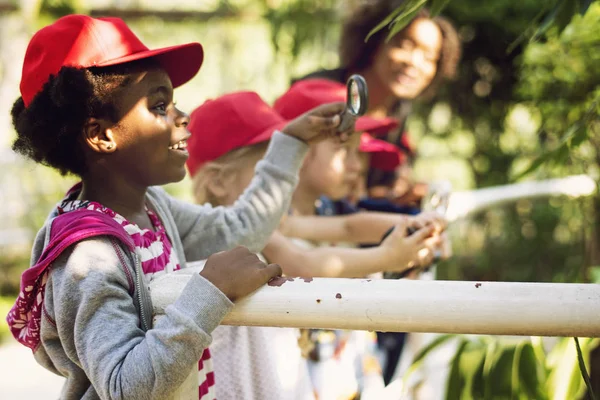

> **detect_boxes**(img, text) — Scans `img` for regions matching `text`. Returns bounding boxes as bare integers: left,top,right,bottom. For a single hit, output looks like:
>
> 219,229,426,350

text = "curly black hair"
339,2,462,99
11,59,155,176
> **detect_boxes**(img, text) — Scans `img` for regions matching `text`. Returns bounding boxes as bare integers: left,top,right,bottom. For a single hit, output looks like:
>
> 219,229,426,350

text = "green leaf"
580,0,595,15
514,341,548,399
532,2,563,41
446,339,470,400
445,339,488,400
512,147,558,180
484,342,517,399
547,337,600,400
571,129,589,149
386,5,427,40
574,337,597,400
365,3,406,42
402,333,459,388
589,266,600,283
555,0,579,34
386,0,429,41
512,341,525,396
512,120,584,180
482,338,499,379
507,7,551,54
429,0,452,17
531,336,548,368
413,333,459,365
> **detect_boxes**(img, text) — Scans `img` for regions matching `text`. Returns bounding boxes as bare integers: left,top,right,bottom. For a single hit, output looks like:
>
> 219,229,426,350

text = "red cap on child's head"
274,79,398,135
359,133,403,171
186,92,289,176
20,14,204,106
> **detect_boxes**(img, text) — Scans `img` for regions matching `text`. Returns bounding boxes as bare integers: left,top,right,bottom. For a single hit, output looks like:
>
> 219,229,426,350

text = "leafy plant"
367,0,597,47
403,335,599,399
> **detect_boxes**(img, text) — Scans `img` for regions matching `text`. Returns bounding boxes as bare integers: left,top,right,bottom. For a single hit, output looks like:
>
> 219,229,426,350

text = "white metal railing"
445,174,596,221
150,267,600,337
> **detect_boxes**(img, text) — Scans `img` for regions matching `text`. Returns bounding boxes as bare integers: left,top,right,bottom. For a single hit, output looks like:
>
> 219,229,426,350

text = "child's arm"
155,131,307,260
154,103,347,262
279,211,447,244
262,223,439,278
46,240,278,399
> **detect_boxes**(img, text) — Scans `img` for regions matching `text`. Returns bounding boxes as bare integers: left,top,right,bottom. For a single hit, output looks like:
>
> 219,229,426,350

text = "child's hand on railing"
409,211,447,234
200,246,282,302
281,102,354,145
380,221,442,272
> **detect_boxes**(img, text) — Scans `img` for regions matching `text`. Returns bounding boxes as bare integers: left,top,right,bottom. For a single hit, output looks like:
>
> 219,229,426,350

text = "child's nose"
410,50,427,69
175,109,190,128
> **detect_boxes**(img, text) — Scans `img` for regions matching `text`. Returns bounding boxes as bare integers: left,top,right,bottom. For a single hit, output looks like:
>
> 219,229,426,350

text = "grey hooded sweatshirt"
27,132,307,399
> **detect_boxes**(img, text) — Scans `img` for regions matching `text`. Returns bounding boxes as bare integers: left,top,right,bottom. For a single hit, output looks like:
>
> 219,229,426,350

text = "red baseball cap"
360,133,403,171
20,14,204,106
274,79,398,135
186,92,289,176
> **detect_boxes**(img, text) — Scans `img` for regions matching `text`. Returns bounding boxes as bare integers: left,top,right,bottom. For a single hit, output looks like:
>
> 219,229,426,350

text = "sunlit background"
0,0,599,398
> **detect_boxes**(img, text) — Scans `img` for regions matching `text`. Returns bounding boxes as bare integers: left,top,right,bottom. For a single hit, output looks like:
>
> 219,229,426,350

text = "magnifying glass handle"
337,110,355,133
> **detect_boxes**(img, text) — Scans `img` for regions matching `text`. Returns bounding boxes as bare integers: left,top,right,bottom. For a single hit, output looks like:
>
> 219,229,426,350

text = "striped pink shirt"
59,199,216,400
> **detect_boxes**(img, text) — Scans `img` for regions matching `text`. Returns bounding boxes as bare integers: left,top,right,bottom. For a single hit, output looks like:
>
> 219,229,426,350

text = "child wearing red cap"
186,91,443,400
6,15,347,400
272,79,445,244
272,79,451,400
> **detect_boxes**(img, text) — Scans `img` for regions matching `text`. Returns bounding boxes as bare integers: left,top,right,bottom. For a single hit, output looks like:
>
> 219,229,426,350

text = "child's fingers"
409,224,435,243
383,221,409,242
409,217,425,230
337,124,357,142
308,114,341,129
423,234,442,249
310,101,346,116
414,212,444,231
417,247,434,267
262,263,283,281
338,131,349,142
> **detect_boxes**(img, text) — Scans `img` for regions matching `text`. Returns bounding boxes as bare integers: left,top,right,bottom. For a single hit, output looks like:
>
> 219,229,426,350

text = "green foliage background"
0,0,598,395
1,0,598,304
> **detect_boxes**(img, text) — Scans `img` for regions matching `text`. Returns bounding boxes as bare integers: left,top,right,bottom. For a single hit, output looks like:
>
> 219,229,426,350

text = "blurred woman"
301,3,461,208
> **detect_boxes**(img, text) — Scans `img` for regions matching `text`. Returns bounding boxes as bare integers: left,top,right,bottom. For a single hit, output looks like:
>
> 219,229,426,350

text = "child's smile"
168,133,191,160
168,138,188,151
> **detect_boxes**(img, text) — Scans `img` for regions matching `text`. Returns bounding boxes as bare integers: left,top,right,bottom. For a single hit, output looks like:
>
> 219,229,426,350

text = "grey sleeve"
48,238,233,400
165,131,308,260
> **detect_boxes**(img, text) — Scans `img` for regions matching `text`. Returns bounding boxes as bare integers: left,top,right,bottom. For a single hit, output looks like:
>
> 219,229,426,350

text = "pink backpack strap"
6,210,135,350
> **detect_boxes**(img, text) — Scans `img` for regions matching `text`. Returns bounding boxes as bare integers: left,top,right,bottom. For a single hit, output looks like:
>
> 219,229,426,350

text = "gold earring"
107,144,113,149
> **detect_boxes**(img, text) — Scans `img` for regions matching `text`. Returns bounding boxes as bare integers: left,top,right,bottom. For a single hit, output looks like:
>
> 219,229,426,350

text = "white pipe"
150,266,600,337
446,174,596,222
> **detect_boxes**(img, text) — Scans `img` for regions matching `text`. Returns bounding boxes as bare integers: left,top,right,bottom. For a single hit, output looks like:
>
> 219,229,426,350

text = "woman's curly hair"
339,1,462,99
11,60,153,176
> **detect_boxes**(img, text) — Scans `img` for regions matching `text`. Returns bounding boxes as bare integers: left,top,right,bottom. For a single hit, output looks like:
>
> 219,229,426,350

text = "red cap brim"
356,115,398,136
246,120,289,146
359,134,403,171
97,42,204,88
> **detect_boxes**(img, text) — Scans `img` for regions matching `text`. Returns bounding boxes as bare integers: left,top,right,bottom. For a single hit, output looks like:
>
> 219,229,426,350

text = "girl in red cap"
6,14,348,400
186,91,444,400
273,79,451,400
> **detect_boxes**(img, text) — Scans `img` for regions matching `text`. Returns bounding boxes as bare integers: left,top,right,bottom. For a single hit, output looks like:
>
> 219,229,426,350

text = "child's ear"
205,168,233,200
82,118,117,153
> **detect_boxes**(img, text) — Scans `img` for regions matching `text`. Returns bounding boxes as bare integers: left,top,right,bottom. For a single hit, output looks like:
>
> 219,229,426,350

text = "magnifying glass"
338,74,368,133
